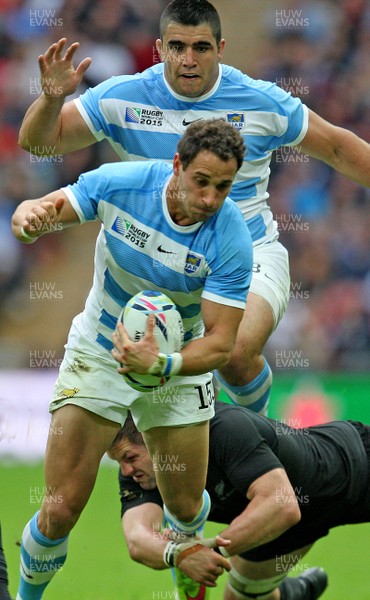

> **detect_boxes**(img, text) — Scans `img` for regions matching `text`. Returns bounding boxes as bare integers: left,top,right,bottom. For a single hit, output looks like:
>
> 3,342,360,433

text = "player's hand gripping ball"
118,290,184,392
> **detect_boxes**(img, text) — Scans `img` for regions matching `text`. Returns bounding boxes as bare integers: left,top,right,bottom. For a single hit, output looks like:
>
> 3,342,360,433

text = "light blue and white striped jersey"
63,161,252,353
75,63,309,246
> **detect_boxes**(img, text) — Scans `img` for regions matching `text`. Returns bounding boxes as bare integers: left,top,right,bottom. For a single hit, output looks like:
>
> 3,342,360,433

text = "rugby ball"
118,290,184,392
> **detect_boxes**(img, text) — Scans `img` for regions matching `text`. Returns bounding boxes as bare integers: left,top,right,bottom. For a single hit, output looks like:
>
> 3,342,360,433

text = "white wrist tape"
148,352,183,377
20,227,38,243
163,536,219,568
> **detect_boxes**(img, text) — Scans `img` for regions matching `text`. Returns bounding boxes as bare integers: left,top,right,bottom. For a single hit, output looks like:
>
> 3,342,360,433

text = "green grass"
2,461,370,599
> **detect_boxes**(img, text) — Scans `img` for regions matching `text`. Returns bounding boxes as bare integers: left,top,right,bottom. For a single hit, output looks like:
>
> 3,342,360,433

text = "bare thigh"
39,404,120,539
143,421,209,523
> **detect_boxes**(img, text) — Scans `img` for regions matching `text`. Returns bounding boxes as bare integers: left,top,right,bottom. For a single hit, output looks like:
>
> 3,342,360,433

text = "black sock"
279,576,307,600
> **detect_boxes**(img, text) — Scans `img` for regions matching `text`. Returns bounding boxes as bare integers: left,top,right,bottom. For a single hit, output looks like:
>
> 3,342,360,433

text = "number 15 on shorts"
195,380,215,410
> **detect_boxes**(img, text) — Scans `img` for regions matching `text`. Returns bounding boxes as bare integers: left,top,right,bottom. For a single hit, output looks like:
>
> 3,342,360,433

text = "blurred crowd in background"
0,0,369,372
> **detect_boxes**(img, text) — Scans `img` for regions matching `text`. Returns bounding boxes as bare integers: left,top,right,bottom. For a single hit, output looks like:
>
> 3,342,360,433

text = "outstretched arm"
300,109,370,187
122,503,231,586
11,189,80,243
18,38,96,155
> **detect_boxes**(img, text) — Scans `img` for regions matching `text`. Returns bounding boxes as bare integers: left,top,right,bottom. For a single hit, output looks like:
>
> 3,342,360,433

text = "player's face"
109,440,157,490
156,23,225,98
168,150,237,225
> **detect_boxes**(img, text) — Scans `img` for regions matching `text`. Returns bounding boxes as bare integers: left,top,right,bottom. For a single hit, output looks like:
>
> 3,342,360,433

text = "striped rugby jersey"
75,63,309,247
63,161,252,352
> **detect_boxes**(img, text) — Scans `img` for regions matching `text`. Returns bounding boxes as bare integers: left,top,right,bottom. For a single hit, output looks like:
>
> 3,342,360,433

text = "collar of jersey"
162,63,222,103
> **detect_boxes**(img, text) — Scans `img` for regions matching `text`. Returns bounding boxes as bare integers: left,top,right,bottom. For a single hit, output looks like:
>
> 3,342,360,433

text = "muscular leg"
39,405,120,538
142,421,209,524
217,293,274,413
17,405,120,599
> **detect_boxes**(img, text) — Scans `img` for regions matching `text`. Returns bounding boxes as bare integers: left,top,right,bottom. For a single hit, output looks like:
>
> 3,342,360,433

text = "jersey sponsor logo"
157,245,177,254
122,488,141,502
125,107,163,127
184,251,203,275
112,216,151,249
182,117,203,127
226,112,245,130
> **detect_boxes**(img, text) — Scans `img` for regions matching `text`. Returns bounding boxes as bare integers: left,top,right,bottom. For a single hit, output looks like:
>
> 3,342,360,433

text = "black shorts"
240,421,370,562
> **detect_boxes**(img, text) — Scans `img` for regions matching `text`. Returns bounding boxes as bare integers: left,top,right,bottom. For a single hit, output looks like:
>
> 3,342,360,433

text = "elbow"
283,501,301,530
126,539,165,571
18,131,32,153
126,539,143,564
216,348,233,369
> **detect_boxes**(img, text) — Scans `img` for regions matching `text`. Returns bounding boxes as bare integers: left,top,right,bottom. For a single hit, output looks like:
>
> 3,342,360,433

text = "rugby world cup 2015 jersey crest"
112,216,150,249
125,106,164,127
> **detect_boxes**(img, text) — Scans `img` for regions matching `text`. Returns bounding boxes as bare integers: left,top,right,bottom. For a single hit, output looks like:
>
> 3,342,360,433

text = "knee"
220,350,264,383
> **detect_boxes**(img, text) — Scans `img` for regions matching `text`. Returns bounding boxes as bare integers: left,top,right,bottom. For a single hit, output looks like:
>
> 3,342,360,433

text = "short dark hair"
160,0,222,46
109,412,144,450
177,118,246,171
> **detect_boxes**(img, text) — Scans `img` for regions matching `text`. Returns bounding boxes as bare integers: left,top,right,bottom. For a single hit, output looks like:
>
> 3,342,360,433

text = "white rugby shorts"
250,240,290,329
49,332,214,432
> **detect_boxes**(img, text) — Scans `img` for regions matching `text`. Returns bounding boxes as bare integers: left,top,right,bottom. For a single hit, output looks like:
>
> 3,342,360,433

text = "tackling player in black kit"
0,525,13,600
108,401,370,600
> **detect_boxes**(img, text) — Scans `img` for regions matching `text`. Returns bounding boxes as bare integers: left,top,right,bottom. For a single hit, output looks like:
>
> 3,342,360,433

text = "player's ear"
217,39,226,62
155,39,163,60
173,152,181,176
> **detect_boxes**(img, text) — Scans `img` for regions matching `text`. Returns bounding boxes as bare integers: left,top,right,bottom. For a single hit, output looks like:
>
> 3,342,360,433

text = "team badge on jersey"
184,252,203,275
226,112,245,130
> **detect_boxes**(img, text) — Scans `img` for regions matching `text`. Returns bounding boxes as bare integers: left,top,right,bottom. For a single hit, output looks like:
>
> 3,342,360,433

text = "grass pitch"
2,461,370,599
